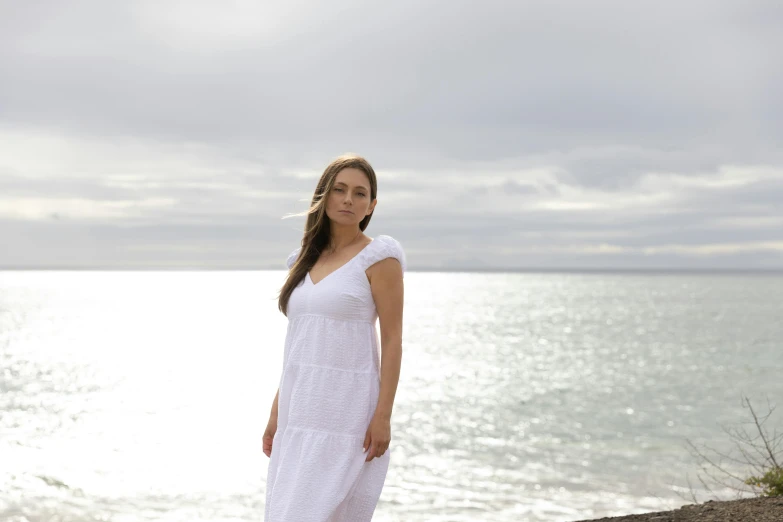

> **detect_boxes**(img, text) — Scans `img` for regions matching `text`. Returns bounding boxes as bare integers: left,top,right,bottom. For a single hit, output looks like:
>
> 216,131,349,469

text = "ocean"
1,270,781,522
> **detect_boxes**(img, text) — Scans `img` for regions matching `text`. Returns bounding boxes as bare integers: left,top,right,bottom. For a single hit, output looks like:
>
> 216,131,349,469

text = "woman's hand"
363,414,391,462
263,414,277,458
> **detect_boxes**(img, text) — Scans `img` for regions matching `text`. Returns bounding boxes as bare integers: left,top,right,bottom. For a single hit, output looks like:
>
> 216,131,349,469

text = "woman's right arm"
263,389,279,457
271,388,279,417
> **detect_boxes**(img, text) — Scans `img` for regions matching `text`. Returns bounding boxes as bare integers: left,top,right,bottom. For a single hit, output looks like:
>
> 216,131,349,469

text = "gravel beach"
574,497,783,522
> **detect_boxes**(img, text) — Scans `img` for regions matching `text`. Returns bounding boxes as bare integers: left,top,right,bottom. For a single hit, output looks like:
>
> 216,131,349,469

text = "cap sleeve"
285,246,302,269
359,235,406,276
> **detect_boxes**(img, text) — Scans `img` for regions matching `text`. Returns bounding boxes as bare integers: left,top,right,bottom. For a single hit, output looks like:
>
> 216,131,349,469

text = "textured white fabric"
265,235,406,522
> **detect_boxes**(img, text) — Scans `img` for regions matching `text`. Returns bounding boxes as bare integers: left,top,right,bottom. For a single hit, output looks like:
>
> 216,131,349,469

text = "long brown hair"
277,154,378,316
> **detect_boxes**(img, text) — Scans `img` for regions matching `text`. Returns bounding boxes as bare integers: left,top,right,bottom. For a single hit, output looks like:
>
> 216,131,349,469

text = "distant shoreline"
1,267,782,275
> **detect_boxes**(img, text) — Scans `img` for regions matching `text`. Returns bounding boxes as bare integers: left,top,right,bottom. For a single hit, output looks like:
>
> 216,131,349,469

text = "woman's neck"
326,227,362,252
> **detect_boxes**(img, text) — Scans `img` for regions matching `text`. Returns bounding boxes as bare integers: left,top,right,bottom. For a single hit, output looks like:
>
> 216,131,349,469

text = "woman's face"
325,168,375,225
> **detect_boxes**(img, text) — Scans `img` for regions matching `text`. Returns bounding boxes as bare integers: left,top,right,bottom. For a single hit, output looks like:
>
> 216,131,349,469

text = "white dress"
265,235,406,522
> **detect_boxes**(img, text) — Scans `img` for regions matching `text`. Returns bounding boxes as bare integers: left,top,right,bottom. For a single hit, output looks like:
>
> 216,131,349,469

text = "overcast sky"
1,0,782,270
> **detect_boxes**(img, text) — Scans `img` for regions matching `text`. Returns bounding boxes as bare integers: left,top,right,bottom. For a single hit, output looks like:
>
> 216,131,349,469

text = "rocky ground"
574,496,783,522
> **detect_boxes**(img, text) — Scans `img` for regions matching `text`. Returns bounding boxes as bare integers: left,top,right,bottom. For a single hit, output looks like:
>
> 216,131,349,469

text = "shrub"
681,395,782,502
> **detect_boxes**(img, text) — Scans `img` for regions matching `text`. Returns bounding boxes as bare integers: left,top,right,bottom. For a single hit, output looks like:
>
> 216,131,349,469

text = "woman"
263,154,406,521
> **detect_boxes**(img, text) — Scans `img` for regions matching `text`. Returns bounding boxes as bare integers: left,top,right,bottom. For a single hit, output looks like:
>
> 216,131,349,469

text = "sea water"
1,270,781,521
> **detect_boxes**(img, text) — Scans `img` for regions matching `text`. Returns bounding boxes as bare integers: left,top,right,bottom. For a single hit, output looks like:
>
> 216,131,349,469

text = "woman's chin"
331,212,358,223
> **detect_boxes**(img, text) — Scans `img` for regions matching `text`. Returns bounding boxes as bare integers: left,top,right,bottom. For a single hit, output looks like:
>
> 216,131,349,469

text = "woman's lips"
339,210,353,214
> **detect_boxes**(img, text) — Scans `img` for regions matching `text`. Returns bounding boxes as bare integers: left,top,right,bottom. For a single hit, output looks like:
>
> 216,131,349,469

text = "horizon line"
2,266,782,275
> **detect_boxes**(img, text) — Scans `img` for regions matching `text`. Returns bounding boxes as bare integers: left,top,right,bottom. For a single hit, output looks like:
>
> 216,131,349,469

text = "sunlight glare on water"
1,270,781,521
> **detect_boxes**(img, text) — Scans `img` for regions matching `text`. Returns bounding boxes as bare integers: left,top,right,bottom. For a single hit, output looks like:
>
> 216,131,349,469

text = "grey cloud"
0,173,137,200
694,177,783,210
1,0,781,172
1,0,782,269
499,181,539,196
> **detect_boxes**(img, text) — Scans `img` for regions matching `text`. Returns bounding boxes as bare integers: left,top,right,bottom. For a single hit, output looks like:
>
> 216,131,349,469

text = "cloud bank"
1,0,781,269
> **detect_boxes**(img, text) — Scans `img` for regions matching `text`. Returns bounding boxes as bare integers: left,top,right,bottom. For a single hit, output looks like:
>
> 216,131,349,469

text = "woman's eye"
334,187,343,192
358,193,366,197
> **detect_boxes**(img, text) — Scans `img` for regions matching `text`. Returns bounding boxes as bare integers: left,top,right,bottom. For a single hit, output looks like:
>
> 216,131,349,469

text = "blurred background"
1,1,782,521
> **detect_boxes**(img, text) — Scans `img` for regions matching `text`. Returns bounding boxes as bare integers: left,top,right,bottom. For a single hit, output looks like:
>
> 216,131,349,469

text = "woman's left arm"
363,256,404,462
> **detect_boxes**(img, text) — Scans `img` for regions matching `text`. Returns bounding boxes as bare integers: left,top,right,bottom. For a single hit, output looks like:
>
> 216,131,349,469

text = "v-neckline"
307,238,375,286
